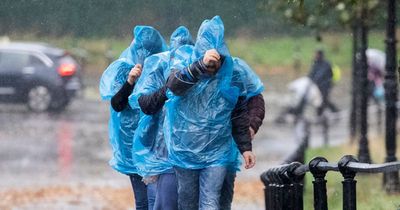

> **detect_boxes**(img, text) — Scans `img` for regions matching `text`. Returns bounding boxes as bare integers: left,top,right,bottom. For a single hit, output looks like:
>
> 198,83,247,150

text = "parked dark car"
0,42,82,112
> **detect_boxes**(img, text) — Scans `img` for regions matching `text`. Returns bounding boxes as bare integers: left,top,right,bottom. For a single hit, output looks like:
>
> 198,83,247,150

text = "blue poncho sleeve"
232,57,265,100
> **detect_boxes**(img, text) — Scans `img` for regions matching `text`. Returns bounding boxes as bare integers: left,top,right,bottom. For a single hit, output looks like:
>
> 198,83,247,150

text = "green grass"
304,139,400,210
6,31,390,76
227,31,387,72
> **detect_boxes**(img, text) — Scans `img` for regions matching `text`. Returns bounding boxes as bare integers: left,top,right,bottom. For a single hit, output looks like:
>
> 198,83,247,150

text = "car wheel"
27,85,52,112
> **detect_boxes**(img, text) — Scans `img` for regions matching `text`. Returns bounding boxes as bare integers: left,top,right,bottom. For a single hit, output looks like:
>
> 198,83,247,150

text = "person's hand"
249,127,255,140
242,151,256,169
142,175,158,185
203,49,221,74
127,64,142,85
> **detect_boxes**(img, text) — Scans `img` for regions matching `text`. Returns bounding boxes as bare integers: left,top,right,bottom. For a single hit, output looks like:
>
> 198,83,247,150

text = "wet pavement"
0,99,113,187
0,76,358,209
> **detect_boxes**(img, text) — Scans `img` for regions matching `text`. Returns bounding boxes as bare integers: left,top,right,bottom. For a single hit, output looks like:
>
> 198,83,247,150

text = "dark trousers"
154,173,178,210
129,174,148,210
317,94,338,116
219,171,237,210
129,174,156,210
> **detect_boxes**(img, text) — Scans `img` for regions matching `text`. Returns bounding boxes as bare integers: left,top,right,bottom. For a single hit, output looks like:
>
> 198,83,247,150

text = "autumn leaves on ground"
0,181,264,209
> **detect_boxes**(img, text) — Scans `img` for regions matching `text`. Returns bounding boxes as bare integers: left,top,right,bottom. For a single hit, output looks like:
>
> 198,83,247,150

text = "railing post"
269,183,276,210
287,162,305,210
261,163,305,210
339,155,358,210
357,0,372,164
309,157,328,210
261,170,276,210
294,182,304,210
278,183,284,210
264,183,270,210
384,0,400,193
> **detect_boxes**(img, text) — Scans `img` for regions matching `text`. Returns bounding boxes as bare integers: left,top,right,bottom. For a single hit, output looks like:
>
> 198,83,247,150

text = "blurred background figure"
366,48,386,103
275,50,339,125
308,49,339,117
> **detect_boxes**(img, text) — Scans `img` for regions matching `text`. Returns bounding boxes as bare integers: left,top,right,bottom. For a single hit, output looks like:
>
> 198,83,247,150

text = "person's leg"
174,167,200,210
198,166,228,210
324,90,339,113
219,171,237,210
317,94,329,116
326,99,339,113
147,182,157,210
129,174,148,210
154,173,178,210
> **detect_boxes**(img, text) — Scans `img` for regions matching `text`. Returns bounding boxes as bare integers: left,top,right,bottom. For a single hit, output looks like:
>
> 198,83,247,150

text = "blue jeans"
219,172,236,210
129,174,156,210
147,182,157,210
174,166,227,210
154,173,178,210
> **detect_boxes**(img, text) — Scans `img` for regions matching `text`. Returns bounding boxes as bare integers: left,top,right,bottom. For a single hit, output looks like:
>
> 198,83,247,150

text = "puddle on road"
0,100,112,187
56,120,74,178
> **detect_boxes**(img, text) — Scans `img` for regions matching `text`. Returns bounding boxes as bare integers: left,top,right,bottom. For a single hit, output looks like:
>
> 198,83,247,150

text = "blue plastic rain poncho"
99,26,167,174
232,57,264,100
164,16,244,169
227,57,264,172
128,26,194,177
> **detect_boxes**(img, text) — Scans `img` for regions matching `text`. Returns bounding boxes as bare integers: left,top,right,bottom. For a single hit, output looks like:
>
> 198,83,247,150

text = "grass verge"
6,31,392,76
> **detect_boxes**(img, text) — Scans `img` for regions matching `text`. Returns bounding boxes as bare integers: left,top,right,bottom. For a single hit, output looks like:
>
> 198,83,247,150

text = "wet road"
0,98,118,186
0,78,356,209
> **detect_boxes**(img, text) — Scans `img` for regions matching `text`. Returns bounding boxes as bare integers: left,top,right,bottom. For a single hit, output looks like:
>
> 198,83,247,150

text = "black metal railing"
259,119,310,210
260,156,400,210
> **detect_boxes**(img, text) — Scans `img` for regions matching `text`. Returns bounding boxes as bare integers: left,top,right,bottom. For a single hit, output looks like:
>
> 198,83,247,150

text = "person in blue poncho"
163,16,258,210
135,32,266,210
99,26,167,210
128,26,194,210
